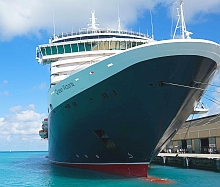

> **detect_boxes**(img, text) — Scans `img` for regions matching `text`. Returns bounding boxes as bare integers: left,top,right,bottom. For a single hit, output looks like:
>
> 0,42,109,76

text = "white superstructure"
36,11,154,86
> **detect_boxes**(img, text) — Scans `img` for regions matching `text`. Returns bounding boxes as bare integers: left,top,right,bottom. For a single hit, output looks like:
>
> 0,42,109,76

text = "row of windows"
53,35,147,43
39,41,145,57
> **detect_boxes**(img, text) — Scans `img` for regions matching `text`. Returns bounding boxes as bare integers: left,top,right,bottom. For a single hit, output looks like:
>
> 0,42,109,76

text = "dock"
152,153,220,171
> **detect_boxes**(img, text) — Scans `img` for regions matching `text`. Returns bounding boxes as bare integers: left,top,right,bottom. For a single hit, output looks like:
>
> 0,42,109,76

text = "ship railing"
50,28,149,41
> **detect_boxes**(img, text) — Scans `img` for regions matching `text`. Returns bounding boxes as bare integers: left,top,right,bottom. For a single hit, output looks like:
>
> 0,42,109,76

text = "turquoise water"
0,151,219,187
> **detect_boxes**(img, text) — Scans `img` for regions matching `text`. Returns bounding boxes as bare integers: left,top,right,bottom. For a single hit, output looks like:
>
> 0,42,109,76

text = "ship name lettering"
55,88,63,95
62,82,75,90
55,82,75,95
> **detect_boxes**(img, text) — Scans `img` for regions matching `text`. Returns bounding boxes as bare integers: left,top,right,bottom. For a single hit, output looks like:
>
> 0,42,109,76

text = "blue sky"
0,0,220,151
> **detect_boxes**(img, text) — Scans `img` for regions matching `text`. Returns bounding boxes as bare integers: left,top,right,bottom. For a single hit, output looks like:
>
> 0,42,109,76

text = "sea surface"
0,151,219,187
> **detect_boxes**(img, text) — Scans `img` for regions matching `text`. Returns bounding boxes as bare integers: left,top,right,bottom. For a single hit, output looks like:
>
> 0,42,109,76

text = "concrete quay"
152,153,220,171
158,153,220,159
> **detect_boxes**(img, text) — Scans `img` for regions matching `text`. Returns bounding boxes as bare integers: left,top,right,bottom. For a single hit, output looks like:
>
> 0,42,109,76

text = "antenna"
52,9,56,38
150,9,154,39
118,5,121,32
170,2,177,39
179,0,185,38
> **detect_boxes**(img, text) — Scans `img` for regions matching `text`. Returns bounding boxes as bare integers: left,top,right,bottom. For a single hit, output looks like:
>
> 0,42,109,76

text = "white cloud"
0,104,46,135
0,0,219,41
209,88,220,115
0,80,9,96
27,104,35,111
3,80,8,84
209,72,220,113
9,105,22,113
38,82,46,90
213,71,220,84
181,0,220,22
6,135,11,142
199,72,220,117
0,91,9,96
31,82,47,91
0,134,48,151
0,107,48,150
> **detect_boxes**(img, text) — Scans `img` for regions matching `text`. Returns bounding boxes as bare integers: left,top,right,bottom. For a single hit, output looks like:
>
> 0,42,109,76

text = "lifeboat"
39,118,49,139
39,129,48,139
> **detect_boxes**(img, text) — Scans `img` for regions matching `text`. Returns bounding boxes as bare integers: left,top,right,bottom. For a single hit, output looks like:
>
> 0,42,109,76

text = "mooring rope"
204,94,220,106
164,80,220,140
184,113,194,140
193,81,220,88
164,82,220,94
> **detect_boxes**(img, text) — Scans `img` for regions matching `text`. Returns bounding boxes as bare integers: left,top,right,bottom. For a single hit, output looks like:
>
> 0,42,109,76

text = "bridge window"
51,46,57,55
137,42,142,46
99,41,105,50
41,47,46,56
115,41,120,50
64,44,71,53
78,43,85,52
92,42,99,50
110,41,116,50
104,41,109,50
71,44,78,52
132,42,137,47
39,41,145,56
57,45,64,54
127,41,131,49
46,47,52,55
85,42,92,51
120,41,126,50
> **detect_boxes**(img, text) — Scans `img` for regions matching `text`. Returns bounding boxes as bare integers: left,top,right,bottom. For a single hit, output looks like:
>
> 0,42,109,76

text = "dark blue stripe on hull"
48,55,216,166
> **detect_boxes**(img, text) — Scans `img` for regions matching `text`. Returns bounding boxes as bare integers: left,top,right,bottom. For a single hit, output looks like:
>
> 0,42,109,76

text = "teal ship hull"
47,40,219,176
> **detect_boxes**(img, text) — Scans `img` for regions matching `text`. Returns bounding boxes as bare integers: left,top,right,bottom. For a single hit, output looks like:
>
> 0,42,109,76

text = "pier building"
166,114,220,154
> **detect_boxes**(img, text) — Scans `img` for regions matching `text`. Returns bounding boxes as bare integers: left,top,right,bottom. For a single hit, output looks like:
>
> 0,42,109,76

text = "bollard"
216,159,220,171
162,156,166,165
185,157,189,168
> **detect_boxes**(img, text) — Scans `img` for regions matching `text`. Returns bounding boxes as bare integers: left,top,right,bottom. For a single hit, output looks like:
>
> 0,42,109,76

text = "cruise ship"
37,1,220,177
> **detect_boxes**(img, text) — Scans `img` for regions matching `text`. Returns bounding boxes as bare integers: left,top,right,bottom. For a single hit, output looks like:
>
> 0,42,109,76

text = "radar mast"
88,10,99,30
173,0,192,39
